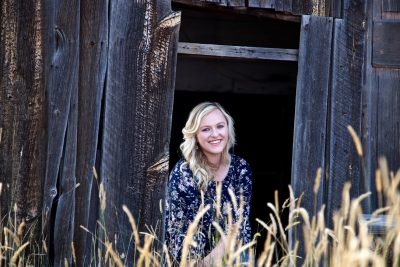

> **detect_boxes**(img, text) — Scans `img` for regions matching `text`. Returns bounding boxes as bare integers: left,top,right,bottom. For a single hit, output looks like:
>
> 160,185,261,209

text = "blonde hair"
180,102,235,191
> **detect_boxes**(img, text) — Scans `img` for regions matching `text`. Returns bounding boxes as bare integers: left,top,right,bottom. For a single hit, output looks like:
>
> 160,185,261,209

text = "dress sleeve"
164,162,192,263
236,159,253,244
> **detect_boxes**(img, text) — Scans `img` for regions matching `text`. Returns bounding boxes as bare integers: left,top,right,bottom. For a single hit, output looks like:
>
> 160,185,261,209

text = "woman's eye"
201,128,210,132
217,124,225,129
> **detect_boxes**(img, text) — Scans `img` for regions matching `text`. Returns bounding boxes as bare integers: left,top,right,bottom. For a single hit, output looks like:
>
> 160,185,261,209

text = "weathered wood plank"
291,0,330,16
291,0,311,15
73,0,108,265
372,21,400,68
178,42,298,61
172,0,301,22
290,15,333,255
201,0,227,6
0,0,47,237
274,0,284,11
101,0,180,262
327,0,368,222
376,69,400,173
42,0,80,262
248,0,274,9
383,0,400,12
362,1,379,209
283,0,292,13
53,79,77,266
364,0,400,211
227,0,245,7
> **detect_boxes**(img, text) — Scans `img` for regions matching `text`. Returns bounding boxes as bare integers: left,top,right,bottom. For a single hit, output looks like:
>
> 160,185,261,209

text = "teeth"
210,140,221,144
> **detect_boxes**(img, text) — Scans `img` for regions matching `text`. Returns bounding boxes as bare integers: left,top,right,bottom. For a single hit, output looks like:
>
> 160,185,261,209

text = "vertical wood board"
383,0,400,12
43,0,80,218
376,69,400,172
248,0,274,9
52,78,78,266
0,0,47,235
327,6,367,222
73,0,108,265
292,14,333,219
101,0,180,262
227,0,245,7
202,0,228,6
290,15,333,255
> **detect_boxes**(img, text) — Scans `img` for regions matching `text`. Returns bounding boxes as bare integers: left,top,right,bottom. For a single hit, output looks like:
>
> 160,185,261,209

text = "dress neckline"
211,154,234,184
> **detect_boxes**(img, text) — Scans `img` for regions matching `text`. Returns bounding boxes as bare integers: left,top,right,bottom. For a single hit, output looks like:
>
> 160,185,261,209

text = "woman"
164,102,253,265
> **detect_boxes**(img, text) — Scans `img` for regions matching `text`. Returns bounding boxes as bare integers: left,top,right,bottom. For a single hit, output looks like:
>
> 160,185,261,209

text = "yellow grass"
1,130,400,266
1,162,400,266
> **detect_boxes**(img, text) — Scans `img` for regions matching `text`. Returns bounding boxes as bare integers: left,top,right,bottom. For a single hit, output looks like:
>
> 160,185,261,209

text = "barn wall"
0,0,180,265
363,0,400,210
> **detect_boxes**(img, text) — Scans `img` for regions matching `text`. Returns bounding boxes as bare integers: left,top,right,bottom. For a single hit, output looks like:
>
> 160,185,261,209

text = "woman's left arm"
237,160,253,244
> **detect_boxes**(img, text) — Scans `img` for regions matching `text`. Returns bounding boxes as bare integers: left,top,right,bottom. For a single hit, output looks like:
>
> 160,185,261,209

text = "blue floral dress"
164,154,253,263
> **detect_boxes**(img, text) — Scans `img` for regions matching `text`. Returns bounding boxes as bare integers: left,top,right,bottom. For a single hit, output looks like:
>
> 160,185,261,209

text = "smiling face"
196,108,229,161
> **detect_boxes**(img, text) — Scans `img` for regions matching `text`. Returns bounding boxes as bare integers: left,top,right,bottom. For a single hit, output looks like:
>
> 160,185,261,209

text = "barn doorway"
169,4,300,256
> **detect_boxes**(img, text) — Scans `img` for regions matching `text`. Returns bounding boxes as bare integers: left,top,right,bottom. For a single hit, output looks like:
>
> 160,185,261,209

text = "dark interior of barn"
170,4,300,255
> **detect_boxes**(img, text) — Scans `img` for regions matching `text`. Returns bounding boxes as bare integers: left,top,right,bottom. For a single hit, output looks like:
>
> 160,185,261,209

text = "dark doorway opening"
170,3,299,257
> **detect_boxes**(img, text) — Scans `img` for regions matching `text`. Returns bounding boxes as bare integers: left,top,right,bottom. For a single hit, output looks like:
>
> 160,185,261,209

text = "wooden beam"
178,42,298,61
172,0,301,22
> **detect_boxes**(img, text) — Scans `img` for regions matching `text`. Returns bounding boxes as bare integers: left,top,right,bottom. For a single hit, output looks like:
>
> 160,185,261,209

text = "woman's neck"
206,154,223,169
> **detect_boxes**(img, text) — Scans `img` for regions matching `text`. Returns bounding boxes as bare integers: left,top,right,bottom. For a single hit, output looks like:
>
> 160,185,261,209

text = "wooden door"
292,0,369,256
363,0,400,210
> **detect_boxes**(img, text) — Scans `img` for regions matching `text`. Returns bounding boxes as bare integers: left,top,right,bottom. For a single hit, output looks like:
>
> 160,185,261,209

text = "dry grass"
1,163,400,266
85,158,399,267
1,126,400,266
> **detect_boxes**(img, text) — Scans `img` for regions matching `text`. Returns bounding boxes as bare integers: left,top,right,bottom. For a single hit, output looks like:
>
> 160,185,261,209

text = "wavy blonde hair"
180,102,236,191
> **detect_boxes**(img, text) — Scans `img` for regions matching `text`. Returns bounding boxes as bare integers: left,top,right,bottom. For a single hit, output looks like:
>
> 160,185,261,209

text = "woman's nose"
210,128,218,137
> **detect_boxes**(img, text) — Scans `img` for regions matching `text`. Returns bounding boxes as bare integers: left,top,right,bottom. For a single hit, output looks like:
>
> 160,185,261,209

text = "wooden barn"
0,0,399,265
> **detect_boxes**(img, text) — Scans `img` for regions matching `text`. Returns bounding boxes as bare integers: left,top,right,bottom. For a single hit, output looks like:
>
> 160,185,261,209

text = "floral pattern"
164,154,253,263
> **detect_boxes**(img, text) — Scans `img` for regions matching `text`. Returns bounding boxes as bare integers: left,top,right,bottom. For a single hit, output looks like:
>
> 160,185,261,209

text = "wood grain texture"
290,14,333,254
178,42,298,61
41,0,80,263
0,0,47,237
383,0,400,12
73,0,108,265
363,0,400,212
43,0,80,218
376,69,400,176
327,0,368,222
202,0,227,6
248,0,274,9
172,0,301,22
52,75,77,266
372,21,400,68
101,0,180,261
290,0,310,15
362,1,378,210
227,0,245,7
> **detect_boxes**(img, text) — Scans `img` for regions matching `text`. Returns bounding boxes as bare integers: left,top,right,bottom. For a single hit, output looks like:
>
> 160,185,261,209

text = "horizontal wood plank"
373,21,400,67
178,42,298,61
172,0,301,22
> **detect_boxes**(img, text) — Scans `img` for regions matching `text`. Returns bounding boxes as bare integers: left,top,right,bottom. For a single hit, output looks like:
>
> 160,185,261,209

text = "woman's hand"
202,240,225,266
